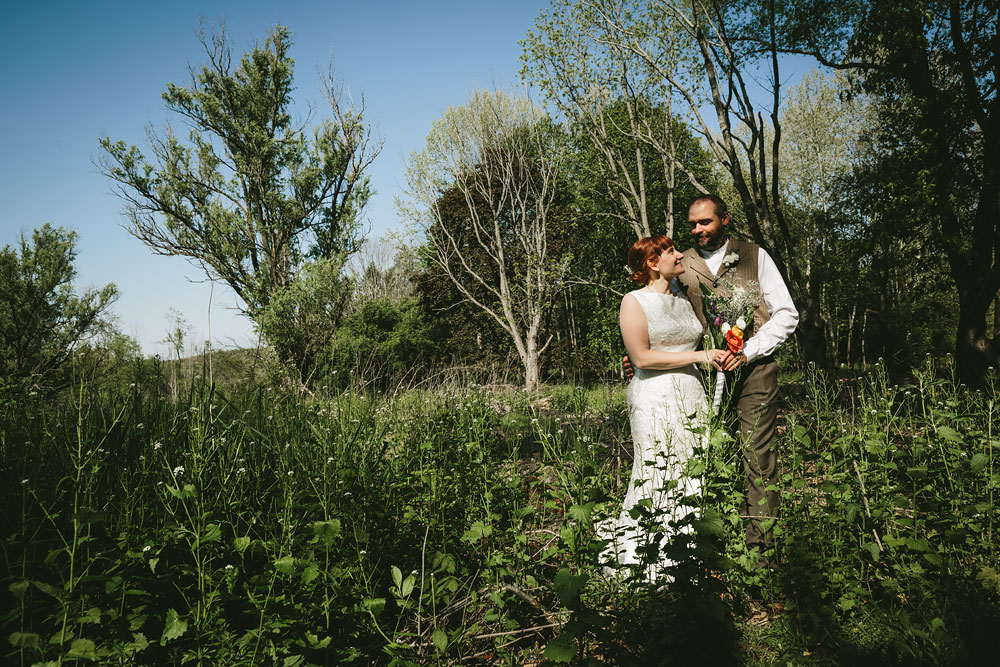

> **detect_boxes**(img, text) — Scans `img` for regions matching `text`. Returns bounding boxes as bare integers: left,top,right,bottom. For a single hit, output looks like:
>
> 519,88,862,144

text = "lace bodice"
629,289,703,354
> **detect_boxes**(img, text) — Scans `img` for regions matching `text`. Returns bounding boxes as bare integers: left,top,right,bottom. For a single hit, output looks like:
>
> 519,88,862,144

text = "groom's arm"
741,248,799,363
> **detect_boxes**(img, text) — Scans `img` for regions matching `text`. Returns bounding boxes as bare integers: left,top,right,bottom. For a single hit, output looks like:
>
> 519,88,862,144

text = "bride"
599,235,725,580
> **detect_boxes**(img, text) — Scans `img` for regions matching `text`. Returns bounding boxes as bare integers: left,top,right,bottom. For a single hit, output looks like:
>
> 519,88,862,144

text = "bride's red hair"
628,235,675,284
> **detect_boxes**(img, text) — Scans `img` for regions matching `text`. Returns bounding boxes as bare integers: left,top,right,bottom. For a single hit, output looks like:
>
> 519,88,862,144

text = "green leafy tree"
772,0,999,383
0,224,118,392
256,257,354,384
401,90,569,390
97,25,380,365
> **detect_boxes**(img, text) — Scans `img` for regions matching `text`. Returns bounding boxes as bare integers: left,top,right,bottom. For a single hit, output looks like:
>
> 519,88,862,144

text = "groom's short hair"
690,194,728,218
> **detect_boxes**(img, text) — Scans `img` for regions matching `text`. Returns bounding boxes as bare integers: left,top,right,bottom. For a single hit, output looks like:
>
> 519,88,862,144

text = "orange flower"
726,326,744,354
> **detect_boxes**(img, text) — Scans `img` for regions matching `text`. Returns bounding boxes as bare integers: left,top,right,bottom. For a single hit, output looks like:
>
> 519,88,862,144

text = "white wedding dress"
599,289,709,580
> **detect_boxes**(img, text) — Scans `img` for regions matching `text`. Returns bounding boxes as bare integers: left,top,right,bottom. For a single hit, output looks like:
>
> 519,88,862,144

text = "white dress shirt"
693,240,799,363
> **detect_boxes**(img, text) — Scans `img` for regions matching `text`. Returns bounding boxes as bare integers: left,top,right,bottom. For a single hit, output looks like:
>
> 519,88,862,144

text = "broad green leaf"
401,574,415,598
32,580,63,601
970,453,989,474
283,656,304,667
274,555,296,575
148,558,159,574
312,519,341,547
359,597,385,615
66,638,97,660
233,536,251,555
301,565,320,585
160,609,188,645
8,580,29,601
936,426,962,443
554,569,587,609
8,632,39,648
923,552,944,566
391,565,403,589
542,631,578,662
77,607,101,625
863,541,881,561
568,502,595,524
201,523,221,543
461,520,492,543
124,632,149,655
431,628,448,652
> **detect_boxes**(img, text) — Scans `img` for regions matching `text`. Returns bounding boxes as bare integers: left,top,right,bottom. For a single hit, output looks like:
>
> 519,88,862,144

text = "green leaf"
301,565,320,585
274,555,296,575
148,558,159,574
160,609,188,645
568,502,595,524
554,568,588,609
66,638,97,660
8,632,40,649
923,552,944,566
863,541,881,561
77,607,101,625
936,426,963,443
8,580,29,601
201,523,221,543
431,628,448,652
124,632,149,655
32,579,63,601
359,598,385,615
312,519,341,547
401,574,415,598
283,656,304,667
391,565,403,589
970,453,989,474
461,520,492,543
233,535,251,555
693,511,726,538
542,631,578,662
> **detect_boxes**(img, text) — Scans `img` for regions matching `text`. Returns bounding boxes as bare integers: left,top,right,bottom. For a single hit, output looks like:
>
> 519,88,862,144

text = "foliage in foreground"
1,359,998,665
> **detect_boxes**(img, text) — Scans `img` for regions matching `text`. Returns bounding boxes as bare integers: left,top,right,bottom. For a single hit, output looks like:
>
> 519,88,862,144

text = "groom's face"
689,201,729,251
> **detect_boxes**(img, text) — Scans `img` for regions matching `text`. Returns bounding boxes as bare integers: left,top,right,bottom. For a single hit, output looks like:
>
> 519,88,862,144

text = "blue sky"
0,0,546,355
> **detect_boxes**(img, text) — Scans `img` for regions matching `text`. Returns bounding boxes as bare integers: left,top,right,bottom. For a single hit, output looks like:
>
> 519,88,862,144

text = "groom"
627,194,799,567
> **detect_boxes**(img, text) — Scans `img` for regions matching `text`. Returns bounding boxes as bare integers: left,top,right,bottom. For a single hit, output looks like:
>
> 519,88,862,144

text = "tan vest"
676,238,770,341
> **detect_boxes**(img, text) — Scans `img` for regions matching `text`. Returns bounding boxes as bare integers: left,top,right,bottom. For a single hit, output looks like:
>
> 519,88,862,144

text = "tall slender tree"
402,90,568,390
97,25,380,363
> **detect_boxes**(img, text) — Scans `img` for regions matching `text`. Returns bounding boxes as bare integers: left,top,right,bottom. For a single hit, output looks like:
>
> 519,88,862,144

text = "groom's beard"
695,232,728,252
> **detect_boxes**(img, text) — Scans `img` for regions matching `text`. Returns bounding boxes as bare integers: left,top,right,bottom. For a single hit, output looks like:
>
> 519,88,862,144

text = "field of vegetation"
2,357,998,666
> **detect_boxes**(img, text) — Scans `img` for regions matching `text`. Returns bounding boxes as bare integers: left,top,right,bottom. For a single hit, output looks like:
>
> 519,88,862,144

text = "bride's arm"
620,293,722,370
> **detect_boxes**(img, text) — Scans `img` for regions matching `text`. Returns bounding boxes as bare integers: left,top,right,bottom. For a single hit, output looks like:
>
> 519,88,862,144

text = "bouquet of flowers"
699,280,759,412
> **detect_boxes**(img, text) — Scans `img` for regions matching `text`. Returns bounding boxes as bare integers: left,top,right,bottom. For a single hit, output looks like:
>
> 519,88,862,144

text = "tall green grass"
1,359,996,665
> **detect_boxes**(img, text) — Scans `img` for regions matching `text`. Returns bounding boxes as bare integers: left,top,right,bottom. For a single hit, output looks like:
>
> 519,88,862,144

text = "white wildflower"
173,465,185,476
153,442,162,451
143,545,152,553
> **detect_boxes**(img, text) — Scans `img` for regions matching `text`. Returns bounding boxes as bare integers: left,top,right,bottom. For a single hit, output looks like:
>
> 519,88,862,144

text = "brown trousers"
729,358,779,551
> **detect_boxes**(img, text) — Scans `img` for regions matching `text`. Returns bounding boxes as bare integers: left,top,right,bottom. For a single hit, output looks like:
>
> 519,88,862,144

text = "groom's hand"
622,354,635,382
721,351,747,372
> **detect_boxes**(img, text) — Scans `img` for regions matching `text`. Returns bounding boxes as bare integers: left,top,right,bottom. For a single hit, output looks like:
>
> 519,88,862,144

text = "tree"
524,0,832,364
97,25,380,364
255,256,354,383
522,0,711,237
401,90,568,390
0,224,118,392
772,0,1000,383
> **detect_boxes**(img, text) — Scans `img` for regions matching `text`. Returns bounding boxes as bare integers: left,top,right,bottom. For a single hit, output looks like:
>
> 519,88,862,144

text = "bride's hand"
707,349,726,371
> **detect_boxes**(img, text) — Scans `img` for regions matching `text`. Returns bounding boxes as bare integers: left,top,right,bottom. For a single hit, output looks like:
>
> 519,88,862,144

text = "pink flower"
714,316,723,327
